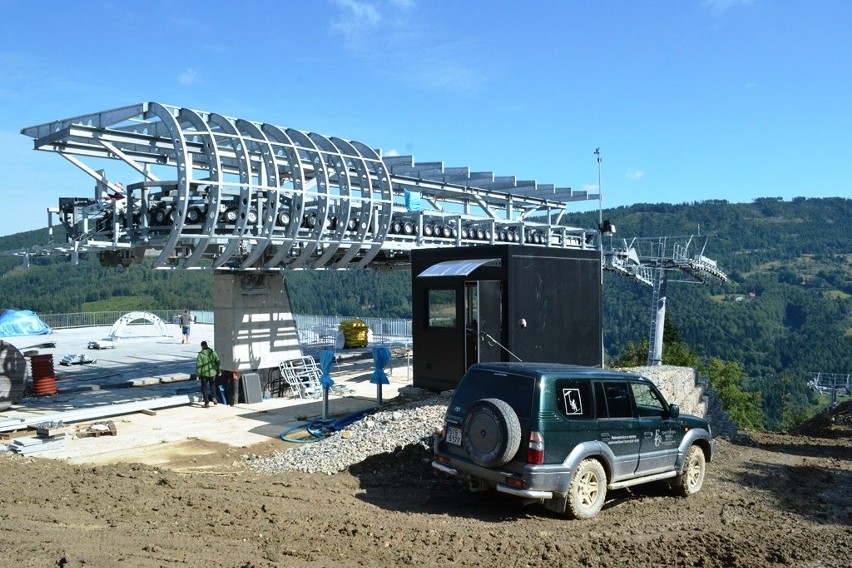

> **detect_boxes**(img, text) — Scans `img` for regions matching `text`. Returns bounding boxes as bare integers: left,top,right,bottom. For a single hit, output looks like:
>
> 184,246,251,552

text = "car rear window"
554,379,593,419
452,369,535,418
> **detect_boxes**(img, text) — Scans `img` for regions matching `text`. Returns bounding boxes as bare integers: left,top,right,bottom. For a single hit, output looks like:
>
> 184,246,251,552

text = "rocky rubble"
793,399,852,437
246,387,451,475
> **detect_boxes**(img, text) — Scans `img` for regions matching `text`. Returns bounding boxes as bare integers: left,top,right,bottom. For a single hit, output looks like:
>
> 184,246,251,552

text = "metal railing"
40,310,214,328
294,315,412,346
39,311,412,346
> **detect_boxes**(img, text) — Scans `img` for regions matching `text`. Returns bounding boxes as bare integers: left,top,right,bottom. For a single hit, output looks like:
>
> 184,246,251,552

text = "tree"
702,358,765,430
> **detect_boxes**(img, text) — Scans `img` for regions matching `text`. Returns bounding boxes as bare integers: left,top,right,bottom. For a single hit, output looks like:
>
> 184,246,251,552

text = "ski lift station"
19,102,725,390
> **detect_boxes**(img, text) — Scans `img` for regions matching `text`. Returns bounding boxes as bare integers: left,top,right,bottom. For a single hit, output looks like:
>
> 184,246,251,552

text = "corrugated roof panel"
417,258,500,277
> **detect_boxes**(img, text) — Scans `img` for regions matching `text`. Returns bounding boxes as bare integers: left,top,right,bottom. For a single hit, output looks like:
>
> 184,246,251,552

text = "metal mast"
604,235,728,365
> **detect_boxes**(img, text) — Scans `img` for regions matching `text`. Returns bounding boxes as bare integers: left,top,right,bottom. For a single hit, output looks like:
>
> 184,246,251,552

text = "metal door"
467,280,503,366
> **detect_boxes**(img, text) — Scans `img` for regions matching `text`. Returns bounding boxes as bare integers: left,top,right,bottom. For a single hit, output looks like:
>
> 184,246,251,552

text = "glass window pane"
556,379,592,419
428,289,457,329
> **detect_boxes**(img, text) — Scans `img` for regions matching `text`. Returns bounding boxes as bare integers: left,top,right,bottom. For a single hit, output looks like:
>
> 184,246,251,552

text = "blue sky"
1,0,849,236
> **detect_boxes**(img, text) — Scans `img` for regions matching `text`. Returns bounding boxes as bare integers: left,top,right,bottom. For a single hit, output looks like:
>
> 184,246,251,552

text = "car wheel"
462,398,521,468
567,458,607,519
673,445,706,497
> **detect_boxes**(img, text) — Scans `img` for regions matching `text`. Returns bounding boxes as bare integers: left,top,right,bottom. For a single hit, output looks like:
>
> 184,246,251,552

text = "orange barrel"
30,354,57,396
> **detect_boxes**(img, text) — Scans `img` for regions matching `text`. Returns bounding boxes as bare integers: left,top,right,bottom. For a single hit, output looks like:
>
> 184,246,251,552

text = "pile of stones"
246,387,451,475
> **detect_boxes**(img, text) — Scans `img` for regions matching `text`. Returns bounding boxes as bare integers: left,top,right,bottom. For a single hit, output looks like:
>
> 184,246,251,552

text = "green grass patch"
82,296,158,312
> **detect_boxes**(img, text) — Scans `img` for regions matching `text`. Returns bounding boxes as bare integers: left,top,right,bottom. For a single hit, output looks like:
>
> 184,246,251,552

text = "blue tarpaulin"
0,309,52,337
319,350,335,388
370,347,390,385
404,190,422,212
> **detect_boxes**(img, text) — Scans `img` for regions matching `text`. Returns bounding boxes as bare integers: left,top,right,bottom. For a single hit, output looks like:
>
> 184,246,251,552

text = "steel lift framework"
19,103,731,370
603,234,728,366
20,102,600,271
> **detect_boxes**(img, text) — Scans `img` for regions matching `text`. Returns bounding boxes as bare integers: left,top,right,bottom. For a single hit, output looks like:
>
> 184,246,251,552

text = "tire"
567,459,607,519
673,445,706,497
462,398,521,468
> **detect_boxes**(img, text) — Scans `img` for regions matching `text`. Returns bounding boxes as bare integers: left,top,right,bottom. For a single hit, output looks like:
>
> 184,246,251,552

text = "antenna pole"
595,148,603,229
595,148,604,368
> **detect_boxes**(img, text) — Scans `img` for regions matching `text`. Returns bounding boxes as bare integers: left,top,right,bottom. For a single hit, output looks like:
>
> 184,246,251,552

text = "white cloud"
383,148,400,157
330,0,383,46
178,68,201,86
328,0,485,95
626,168,644,181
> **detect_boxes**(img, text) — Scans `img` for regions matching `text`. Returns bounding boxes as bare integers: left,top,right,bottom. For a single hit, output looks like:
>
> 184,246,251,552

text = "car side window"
601,381,633,418
555,379,592,419
594,382,607,418
630,382,667,417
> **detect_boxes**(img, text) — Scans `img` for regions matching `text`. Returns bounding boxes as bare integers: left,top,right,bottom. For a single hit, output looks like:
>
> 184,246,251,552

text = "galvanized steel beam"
21,102,599,271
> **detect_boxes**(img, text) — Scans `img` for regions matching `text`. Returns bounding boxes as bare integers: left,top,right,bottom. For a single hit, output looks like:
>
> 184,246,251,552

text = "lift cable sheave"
19,102,600,271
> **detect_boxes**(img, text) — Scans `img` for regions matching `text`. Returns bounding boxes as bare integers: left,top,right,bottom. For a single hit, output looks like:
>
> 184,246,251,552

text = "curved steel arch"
21,102,599,272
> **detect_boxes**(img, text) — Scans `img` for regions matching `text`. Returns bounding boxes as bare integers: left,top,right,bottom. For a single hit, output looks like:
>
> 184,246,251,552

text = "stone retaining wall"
622,365,739,438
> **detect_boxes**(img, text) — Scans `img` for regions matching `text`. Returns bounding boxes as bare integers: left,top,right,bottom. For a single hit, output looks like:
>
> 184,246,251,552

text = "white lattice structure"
108,311,172,340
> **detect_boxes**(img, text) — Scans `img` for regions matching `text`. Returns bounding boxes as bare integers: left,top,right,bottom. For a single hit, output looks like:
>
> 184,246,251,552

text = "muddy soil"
1,413,851,567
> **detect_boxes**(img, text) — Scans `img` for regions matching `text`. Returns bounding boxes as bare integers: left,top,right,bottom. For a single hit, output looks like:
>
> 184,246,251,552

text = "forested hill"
2,197,850,425
563,196,851,374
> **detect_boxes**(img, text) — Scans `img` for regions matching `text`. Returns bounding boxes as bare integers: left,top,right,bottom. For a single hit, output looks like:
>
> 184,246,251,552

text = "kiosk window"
427,289,457,329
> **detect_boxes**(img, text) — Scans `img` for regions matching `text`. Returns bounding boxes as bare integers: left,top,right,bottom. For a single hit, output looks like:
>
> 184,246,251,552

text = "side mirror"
668,404,680,419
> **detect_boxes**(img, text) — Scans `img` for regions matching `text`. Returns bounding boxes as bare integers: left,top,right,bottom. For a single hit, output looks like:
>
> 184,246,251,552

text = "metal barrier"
293,315,412,346
40,310,214,329
39,311,412,346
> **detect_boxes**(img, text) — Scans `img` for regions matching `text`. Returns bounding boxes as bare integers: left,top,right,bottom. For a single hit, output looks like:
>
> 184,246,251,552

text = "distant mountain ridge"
2,197,850,402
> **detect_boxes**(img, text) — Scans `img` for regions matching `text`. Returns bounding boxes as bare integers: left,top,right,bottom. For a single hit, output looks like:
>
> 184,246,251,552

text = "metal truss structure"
603,235,728,366
808,372,852,407
20,102,599,271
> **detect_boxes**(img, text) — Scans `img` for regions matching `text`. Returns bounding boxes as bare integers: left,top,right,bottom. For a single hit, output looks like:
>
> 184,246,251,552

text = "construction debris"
60,353,96,366
9,436,66,455
7,420,73,455
77,420,117,438
35,420,73,438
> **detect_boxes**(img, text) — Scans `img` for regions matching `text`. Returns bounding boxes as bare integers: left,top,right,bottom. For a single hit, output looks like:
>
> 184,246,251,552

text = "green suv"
432,362,716,519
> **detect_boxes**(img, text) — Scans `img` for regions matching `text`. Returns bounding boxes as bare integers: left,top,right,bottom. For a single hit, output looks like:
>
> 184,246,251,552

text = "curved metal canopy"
21,102,599,271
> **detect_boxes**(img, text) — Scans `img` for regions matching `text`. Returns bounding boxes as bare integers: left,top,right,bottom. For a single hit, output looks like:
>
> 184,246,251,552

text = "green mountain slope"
2,197,850,427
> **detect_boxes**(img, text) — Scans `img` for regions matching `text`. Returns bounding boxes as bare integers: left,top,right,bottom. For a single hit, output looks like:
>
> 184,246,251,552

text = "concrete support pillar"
212,272,302,373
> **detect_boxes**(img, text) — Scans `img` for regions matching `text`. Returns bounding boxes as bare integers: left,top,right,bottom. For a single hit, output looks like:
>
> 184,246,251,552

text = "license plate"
446,426,462,446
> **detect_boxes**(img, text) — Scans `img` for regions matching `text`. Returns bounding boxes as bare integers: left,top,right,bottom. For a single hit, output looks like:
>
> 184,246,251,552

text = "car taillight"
528,431,544,464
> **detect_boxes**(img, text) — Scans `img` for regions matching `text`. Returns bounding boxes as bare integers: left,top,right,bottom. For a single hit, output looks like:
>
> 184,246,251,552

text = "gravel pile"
246,388,452,475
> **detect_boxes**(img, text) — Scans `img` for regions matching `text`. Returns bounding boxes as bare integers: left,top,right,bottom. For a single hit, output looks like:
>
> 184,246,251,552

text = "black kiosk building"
411,245,603,392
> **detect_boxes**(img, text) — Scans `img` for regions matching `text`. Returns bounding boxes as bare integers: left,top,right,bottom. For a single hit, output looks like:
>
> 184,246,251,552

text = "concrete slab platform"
0,325,413,467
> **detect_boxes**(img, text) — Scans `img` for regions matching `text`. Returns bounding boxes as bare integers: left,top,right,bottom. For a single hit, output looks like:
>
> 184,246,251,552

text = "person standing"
196,341,220,408
180,309,192,344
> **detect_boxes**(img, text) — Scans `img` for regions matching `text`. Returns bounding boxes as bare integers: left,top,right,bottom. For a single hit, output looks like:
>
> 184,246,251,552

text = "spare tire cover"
462,398,522,468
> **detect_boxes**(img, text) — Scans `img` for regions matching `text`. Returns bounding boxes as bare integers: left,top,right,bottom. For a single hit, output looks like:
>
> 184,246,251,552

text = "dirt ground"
1,404,851,568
